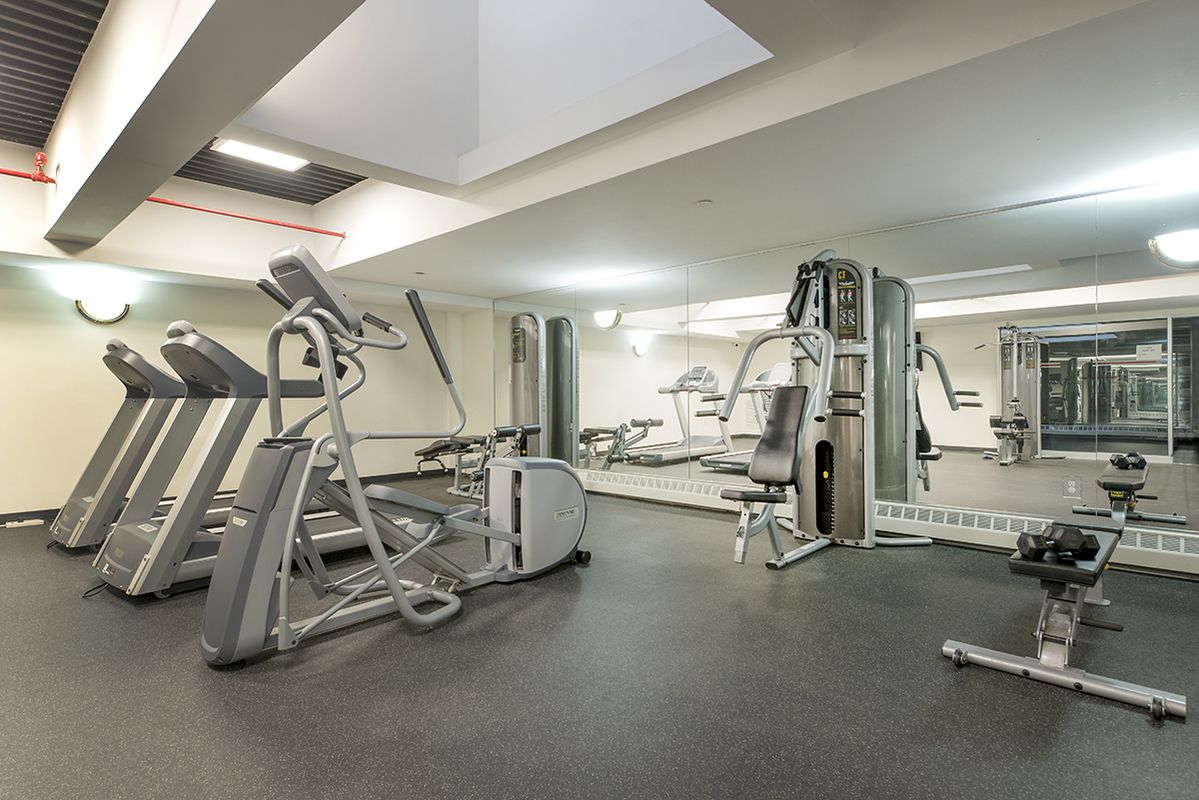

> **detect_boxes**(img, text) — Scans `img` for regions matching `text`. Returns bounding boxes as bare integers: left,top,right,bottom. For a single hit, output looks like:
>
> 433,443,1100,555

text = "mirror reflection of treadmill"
623,366,731,466
700,363,792,474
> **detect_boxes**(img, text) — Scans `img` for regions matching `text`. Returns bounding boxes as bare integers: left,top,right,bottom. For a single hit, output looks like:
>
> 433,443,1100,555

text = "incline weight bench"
1072,455,1188,528
579,418,662,470
414,435,487,475
943,453,1187,719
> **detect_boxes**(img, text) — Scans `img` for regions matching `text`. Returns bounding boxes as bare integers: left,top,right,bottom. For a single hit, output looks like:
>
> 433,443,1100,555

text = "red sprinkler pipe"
2,152,347,239
144,195,346,238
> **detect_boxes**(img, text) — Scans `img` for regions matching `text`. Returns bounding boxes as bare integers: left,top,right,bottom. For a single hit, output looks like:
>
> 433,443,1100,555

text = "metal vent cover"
875,500,1199,559
0,0,108,148
175,146,366,205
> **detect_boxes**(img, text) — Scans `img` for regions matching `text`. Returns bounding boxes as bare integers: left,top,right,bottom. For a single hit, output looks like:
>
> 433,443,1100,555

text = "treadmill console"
662,366,719,393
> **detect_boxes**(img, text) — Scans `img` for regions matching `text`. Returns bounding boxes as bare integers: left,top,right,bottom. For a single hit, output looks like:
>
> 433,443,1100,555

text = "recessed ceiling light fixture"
694,199,714,206
1149,229,1199,269
593,307,623,330
211,138,309,172
906,264,1033,286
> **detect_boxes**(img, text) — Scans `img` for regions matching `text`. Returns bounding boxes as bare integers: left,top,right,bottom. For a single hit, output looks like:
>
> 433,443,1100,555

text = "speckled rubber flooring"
2,476,1196,800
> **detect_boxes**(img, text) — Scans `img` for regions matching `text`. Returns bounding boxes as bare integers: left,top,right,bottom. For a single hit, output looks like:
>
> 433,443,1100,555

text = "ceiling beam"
42,0,365,246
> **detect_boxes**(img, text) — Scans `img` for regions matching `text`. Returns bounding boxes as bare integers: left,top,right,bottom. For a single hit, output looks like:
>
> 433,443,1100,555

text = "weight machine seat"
921,447,943,462
1097,463,1147,493
414,436,485,458
989,414,1030,432
1008,523,1121,586
746,385,810,487
719,487,788,504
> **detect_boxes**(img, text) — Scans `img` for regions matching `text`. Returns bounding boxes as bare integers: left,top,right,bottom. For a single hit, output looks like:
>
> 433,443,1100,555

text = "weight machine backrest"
747,385,810,488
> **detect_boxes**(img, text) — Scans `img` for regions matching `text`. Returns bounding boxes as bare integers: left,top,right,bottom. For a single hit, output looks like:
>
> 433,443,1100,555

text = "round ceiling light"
1149,228,1199,269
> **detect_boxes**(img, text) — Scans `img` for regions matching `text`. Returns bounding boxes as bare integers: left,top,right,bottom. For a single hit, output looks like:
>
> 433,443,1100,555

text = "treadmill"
623,366,733,466
699,362,791,474
50,340,187,548
91,321,359,597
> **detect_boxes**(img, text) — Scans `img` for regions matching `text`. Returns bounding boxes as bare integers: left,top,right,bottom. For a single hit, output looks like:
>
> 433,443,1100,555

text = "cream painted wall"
916,322,1000,449
0,265,493,516
488,306,760,461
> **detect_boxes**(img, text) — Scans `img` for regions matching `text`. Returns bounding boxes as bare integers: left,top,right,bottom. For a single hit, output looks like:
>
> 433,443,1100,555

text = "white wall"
44,0,215,224
916,322,1000,448
575,330,750,444
0,265,492,515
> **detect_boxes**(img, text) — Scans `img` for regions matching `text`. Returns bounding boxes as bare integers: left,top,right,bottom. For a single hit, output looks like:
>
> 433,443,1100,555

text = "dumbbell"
1017,525,1101,561
1109,451,1147,470
1016,531,1049,560
1046,524,1101,560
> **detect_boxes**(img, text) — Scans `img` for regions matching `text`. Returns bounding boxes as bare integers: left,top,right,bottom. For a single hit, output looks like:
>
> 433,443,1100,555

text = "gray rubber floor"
2,477,1196,800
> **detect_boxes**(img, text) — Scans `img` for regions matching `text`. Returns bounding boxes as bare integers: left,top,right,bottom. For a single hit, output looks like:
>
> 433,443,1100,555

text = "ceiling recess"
0,0,108,148
175,146,366,205
0,2,363,204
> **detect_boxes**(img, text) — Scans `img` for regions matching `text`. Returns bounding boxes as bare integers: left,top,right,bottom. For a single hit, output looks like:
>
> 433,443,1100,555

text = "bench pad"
1096,463,1146,493
1008,524,1120,586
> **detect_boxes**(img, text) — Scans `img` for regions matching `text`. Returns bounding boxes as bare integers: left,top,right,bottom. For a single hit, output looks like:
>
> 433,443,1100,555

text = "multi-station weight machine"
510,312,580,465
718,251,978,568
985,324,1041,465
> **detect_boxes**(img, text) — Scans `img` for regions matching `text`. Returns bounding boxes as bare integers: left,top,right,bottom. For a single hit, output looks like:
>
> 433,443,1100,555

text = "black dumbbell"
1109,451,1147,470
1045,524,1101,560
1017,532,1049,560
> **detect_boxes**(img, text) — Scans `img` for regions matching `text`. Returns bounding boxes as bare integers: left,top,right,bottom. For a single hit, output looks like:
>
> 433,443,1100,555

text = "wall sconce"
75,297,131,325
593,307,623,330
631,332,650,357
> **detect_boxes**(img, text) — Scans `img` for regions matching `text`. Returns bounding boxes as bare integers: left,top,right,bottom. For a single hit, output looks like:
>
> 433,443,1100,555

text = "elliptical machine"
200,245,589,666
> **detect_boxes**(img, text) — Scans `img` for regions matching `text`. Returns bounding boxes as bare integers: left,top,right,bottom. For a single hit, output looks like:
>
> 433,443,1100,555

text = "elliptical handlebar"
405,289,453,385
312,308,408,351
256,278,294,311
720,325,835,423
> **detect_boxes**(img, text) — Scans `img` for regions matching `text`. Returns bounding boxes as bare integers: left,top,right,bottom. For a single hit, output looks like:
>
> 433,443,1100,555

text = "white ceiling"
236,0,770,185
334,0,1199,300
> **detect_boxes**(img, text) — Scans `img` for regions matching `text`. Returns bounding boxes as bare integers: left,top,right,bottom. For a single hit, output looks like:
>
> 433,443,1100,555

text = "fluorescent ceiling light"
211,138,309,171
1149,229,1199,269
906,264,1032,285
